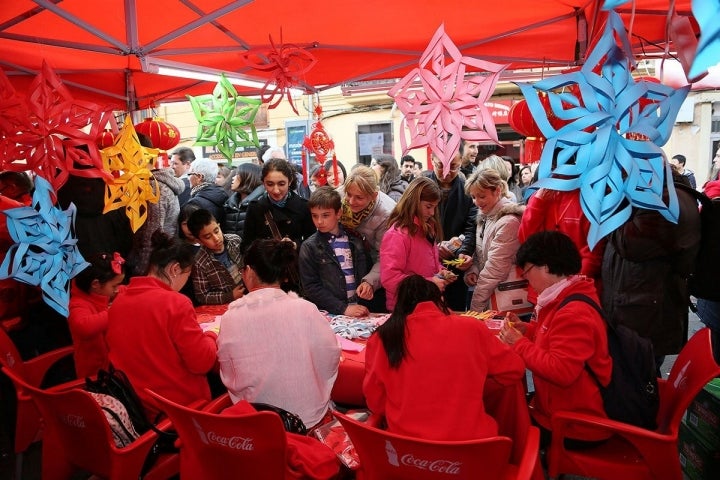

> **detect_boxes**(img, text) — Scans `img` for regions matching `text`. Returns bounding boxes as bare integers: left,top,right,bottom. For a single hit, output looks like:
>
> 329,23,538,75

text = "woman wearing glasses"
498,231,611,449
463,169,525,312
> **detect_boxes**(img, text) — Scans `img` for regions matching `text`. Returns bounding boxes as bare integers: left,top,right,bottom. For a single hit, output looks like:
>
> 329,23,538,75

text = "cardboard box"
679,422,720,480
684,378,720,449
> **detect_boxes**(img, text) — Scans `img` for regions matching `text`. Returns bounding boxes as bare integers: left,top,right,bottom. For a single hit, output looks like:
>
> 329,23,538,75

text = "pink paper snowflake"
388,25,506,176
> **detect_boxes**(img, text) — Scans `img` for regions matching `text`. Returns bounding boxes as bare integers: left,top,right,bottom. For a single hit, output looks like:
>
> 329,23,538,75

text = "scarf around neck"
268,191,290,208
340,198,375,231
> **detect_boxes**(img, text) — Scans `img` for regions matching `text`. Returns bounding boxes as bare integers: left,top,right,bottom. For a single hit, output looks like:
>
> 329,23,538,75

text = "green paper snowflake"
187,75,261,161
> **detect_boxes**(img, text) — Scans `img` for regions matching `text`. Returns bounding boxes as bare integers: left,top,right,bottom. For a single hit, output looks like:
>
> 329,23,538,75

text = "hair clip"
111,252,125,275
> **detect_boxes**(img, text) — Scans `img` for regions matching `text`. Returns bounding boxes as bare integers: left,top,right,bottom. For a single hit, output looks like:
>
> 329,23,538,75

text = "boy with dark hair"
187,208,245,305
299,187,372,316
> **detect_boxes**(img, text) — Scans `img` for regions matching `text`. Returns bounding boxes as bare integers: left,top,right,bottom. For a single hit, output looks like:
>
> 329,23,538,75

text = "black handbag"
251,402,307,435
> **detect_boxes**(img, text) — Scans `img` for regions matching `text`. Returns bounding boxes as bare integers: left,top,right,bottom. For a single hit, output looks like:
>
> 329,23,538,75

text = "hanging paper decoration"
388,24,506,177
187,74,261,161
242,32,314,115
0,61,113,200
0,176,89,317
302,104,337,187
517,11,690,249
134,117,181,151
101,120,160,233
601,0,630,9
690,0,720,78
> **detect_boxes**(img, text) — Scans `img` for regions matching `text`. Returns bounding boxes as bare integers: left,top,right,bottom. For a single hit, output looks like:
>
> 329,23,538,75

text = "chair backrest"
657,328,720,433
1,365,120,477
146,389,288,480
334,411,513,480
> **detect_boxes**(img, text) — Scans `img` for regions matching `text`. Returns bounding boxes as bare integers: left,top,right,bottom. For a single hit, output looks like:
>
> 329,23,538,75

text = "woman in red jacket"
68,252,126,378
363,275,525,441
500,231,612,448
107,230,218,419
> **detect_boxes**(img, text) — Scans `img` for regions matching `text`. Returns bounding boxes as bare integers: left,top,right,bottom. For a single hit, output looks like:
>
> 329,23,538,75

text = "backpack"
87,392,141,447
558,294,659,430
86,365,154,434
675,183,720,301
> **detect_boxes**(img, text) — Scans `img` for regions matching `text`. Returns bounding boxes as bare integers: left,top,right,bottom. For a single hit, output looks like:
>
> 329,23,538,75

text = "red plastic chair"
146,389,288,480
0,365,178,480
0,326,79,479
548,327,720,480
334,411,540,480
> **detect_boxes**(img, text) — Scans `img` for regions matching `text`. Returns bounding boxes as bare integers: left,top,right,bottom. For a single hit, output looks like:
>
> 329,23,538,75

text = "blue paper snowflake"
516,11,690,249
0,176,89,316
691,0,720,78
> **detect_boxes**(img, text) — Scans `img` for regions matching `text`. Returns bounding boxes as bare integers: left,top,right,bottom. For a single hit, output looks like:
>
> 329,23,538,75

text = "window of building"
356,122,393,165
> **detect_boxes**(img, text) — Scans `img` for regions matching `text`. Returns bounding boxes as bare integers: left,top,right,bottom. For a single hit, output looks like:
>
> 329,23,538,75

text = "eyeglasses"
188,172,201,177
520,264,536,278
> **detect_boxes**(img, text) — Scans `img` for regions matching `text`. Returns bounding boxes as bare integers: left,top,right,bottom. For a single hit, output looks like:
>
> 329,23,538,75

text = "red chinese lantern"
96,129,116,149
134,117,181,151
508,99,546,165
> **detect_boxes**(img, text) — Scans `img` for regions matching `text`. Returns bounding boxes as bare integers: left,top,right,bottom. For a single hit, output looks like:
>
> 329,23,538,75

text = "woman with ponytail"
217,238,340,430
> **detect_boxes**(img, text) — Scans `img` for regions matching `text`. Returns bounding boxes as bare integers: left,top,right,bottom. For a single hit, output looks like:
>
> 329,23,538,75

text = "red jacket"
363,302,525,441
512,278,612,440
107,276,218,419
519,189,605,279
68,284,112,378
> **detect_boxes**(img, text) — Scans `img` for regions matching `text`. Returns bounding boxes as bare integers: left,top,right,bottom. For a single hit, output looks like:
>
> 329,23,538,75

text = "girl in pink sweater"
68,252,126,378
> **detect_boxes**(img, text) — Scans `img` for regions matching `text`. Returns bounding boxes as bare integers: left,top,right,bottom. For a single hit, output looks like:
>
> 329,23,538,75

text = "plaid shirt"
192,234,243,305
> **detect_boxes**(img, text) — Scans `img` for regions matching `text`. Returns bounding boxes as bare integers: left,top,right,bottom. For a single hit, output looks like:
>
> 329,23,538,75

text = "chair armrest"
46,378,86,392
22,346,74,386
550,409,674,460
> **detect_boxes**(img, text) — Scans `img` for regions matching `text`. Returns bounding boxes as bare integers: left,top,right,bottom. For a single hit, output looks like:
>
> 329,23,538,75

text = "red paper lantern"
134,117,181,151
96,129,116,149
508,100,542,138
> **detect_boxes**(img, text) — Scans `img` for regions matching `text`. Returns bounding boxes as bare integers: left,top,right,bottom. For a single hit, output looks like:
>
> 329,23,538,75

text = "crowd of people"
1,141,718,462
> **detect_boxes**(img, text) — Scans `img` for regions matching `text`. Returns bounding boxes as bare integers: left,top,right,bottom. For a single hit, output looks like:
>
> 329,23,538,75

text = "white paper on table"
200,316,222,334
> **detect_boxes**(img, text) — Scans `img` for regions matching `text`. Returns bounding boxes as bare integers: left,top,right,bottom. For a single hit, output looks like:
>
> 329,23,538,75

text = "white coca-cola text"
61,414,86,428
206,431,254,450
401,453,461,474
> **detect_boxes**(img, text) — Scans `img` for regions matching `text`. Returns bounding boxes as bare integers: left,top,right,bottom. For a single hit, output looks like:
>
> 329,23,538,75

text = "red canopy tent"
0,0,697,112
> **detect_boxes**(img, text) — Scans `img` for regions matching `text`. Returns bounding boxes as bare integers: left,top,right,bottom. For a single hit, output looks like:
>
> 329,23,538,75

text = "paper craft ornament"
302,105,337,187
0,61,113,201
690,0,720,78
388,24,506,177
101,120,160,233
0,176,89,317
187,74,261,161
242,32,315,115
517,11,690,249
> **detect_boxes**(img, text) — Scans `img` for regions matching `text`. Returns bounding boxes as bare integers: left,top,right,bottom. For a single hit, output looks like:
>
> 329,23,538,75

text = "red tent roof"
0,0,695,111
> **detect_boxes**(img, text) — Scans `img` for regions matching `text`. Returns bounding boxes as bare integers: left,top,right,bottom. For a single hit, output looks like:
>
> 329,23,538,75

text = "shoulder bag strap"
264,209,283,240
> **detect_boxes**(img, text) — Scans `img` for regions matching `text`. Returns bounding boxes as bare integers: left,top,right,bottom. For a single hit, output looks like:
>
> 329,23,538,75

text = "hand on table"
344,304,370,317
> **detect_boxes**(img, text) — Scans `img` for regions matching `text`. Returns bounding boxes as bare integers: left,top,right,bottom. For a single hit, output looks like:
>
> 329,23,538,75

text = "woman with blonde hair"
464,168,525,312
380,176,455,311
339,165,396,311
